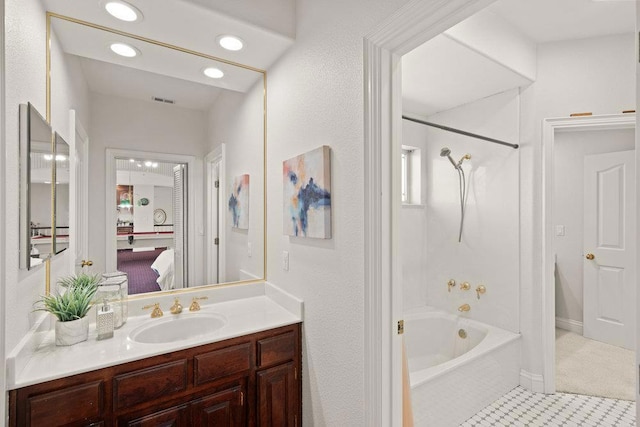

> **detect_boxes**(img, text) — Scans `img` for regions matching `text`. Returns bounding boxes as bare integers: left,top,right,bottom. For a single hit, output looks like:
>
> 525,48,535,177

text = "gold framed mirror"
46,12,267,296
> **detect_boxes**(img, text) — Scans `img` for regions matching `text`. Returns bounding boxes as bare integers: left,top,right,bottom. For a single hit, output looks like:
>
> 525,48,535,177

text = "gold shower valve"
447,279,456,292
476,285,486,300
460,282,471,291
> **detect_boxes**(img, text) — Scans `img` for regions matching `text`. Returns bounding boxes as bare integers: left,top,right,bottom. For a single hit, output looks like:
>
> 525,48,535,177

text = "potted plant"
35,273,101,346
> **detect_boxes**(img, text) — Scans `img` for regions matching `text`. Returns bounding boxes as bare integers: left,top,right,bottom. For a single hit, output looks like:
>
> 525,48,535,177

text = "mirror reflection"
54,132,70,255
19,103,53,269
49,15,265,294
114,157,187,294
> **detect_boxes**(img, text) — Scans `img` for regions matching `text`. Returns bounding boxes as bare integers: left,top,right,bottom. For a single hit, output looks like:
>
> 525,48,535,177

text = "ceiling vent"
152,96,175,104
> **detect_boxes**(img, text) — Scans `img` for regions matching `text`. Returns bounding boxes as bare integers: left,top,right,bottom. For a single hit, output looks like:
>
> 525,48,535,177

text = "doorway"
105,148,197,294
545,116,636,400
364,1,639,426
205,144,226,285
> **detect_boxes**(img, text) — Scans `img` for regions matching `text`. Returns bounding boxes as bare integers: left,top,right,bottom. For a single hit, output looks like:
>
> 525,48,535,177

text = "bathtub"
404,307,521,427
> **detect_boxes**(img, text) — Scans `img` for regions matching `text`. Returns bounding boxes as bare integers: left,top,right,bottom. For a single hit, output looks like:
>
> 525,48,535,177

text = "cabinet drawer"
27,381,104,426
114,360,188,409
120,404,189,427
256,332,295,368
194,343,251,386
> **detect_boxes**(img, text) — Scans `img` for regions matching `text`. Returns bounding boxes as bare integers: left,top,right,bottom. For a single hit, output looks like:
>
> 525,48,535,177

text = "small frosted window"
401,146,421,205
401,151,408,203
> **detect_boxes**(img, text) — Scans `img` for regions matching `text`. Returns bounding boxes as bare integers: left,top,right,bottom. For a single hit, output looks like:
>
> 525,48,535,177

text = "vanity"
9,5,298,425
7,289,303,426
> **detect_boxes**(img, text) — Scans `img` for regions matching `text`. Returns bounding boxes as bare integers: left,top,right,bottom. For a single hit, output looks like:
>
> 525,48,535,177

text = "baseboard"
520,369,544,393
555,317,583,335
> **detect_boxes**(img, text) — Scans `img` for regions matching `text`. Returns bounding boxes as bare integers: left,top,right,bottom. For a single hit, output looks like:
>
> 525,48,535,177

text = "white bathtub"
405,307,521,427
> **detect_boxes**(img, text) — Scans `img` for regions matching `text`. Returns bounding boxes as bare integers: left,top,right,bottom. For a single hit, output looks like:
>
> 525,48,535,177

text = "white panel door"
69,110,90,274
583,150,636,350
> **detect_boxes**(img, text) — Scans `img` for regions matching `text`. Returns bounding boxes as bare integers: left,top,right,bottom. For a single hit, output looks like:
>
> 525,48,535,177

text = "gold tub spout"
458,303,470,312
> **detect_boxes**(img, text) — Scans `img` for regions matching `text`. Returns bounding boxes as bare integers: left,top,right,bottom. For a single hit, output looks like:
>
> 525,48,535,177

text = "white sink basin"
128,313,227,344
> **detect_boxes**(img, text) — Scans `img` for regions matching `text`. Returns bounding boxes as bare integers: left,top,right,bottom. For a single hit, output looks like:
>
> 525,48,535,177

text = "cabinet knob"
585,253,595,260
81,260,93,267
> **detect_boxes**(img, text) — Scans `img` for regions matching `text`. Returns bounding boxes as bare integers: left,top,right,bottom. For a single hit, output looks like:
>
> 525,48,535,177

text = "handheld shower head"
440,147,459,169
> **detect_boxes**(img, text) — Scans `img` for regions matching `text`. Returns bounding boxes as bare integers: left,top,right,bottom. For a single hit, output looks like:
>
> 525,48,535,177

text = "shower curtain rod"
402,115,519,149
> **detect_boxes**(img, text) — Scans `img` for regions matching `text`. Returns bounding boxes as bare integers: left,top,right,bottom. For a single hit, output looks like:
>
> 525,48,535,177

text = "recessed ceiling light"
203,67,224,79
110,42,139,58
217,35,244,51
103,1,143,22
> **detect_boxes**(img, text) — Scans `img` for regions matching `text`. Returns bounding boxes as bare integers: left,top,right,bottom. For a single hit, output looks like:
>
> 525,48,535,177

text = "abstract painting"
283,146,331,238
229,174,249,229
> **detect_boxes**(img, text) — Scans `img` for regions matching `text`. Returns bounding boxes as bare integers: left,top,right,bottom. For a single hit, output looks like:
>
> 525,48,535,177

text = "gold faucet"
458,303,470,312
189,296,209,312
142,302,163,318
170,298,183,314
447,279,456,292
476,285,486,300
460,282,471,291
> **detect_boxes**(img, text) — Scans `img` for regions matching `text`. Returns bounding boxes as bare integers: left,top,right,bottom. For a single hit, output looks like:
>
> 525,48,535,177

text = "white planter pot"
55,316,89,346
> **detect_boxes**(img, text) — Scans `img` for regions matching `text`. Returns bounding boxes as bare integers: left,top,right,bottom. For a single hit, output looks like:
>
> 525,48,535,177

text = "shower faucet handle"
447,279,456,292
460,282,471,291
476,285,486,300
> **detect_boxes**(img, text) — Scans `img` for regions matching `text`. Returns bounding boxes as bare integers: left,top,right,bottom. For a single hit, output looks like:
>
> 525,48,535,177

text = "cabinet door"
257,363,298,427
191,385,246,427
120,404,189,427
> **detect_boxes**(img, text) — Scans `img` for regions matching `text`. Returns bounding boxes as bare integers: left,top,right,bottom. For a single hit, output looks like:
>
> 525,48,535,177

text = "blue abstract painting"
229,174,249,229
283,146,331,238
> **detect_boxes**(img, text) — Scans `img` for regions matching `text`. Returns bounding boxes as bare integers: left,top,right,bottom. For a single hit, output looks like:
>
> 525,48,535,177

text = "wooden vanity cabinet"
9,323,301,427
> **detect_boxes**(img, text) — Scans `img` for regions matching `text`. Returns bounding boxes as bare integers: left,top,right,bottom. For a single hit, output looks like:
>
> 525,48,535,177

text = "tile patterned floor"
460,386,636,426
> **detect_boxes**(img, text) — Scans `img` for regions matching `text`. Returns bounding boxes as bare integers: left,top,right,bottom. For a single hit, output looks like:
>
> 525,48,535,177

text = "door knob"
81,260,93,267
585,253,595,260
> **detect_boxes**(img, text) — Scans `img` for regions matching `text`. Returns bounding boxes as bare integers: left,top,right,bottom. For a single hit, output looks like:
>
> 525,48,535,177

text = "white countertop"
8,292,302,390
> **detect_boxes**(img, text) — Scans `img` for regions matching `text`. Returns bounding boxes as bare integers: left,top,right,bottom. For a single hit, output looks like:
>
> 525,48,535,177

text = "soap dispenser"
96,300,115,340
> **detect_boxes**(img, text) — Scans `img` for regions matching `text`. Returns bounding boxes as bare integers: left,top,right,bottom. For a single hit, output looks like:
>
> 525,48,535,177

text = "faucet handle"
170,298,183,314
447,279,456,292
476,285,486,300
189,296,209,312
142,302,163,318
460,282,471,291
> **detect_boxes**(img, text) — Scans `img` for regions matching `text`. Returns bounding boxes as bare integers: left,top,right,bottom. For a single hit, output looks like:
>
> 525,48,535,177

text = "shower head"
440,147,459,169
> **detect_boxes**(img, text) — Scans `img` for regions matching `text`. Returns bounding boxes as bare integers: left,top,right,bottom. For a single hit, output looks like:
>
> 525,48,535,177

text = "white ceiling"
181,0,296,39
402,34,531,117
43,0,294,110
403,0,634,117
79,58,223,110
42,0,294,71
489,0,635,44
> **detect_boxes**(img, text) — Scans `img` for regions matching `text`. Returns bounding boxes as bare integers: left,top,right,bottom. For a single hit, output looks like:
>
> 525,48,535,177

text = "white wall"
30,184,52,228
402,89,521,332
554,128,634,324
88,92,207,284
0,0,6,421
264,0,412,424
154,187,174,225
4,0,90,356
520,33,635,380
207,85,264,283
